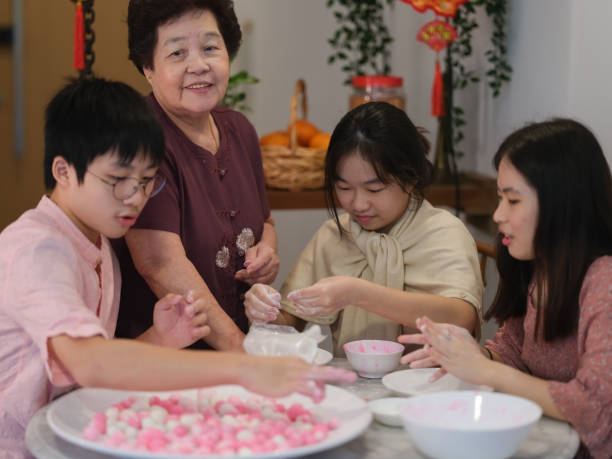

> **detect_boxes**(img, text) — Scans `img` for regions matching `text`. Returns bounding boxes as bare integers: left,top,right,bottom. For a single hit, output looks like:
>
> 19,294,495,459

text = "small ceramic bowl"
368,397,407,427
343,339,404,378
399,391,542,459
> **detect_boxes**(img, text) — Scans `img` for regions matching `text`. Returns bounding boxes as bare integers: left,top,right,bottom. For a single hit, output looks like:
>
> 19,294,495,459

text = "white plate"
382,369,493,396
367,397,408,427
314,348,333,365
47,385,372,459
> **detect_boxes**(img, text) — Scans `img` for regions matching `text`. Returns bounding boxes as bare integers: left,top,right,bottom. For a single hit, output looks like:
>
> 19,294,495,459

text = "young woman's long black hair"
324,102,433,233
485,119,612,341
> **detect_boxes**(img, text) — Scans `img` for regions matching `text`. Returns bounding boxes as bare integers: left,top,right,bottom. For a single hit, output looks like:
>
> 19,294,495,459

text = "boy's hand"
235,243,279,285
244,283,281,323
241,356,357,403
150,291,210,348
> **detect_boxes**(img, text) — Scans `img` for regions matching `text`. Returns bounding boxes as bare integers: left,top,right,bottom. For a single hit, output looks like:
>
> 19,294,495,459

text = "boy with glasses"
0,77,355,457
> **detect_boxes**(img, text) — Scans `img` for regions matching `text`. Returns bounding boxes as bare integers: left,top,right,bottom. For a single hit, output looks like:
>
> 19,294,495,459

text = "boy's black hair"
128,0,242,74
324,101,433,233
44,77,165,190
485,118,612,341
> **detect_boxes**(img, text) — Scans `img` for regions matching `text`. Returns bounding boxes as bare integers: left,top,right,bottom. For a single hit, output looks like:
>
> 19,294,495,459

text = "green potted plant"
326,0,409,112
221,70,260,112
440,0,512,179
326,0,395,85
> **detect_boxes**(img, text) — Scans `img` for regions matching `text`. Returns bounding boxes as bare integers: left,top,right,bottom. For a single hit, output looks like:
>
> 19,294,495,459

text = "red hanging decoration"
400,1,462,118
416,20,457,117
399,0,467,18
417,19,458,52
431,60,444,117
74,1,85,70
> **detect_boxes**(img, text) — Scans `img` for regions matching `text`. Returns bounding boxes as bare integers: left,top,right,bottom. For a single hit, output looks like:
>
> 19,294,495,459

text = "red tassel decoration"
431,60,444,117
74,1,85,70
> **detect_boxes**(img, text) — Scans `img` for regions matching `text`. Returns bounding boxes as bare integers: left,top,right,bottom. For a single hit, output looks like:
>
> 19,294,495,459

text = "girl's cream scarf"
280,200,482,356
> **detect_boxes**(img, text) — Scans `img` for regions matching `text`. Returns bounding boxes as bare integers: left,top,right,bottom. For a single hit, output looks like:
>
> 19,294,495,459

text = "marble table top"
26,358,580,459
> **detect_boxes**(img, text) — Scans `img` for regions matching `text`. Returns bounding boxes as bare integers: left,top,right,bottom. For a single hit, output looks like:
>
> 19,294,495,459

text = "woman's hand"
397,330,447,380
287,276,361,317
244,283,281,323
399,316,492,385
241,356,357,403
147,291,210,349
235,242,280,285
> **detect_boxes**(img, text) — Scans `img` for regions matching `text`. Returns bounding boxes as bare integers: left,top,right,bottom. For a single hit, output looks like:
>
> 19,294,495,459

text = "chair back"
476,241,496,286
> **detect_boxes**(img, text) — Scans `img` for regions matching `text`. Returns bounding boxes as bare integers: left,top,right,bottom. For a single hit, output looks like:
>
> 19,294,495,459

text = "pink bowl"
343,340,404,378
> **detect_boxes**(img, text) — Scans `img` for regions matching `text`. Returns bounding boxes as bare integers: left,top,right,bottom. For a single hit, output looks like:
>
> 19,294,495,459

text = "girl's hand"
235,243,280,285
401,316,492,385
287,276,360,317
244,283,281,323
151,291,210,348
241,356,357,403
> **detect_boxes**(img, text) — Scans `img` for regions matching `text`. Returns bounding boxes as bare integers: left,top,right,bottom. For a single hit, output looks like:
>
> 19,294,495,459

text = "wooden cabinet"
268,172,496,213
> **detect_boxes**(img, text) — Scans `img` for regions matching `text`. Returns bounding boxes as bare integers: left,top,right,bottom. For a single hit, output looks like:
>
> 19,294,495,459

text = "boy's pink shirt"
0,196,120,457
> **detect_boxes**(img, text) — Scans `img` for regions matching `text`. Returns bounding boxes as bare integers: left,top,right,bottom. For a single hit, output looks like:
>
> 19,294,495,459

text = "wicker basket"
261,79,326,191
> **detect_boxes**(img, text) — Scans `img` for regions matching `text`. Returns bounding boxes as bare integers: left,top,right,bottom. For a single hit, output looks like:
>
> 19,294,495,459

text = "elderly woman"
113,0,278,351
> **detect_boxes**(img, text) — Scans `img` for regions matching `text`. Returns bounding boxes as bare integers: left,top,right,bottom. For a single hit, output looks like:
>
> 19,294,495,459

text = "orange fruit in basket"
288,119,319,147
308,132,332,150
260,131,290,147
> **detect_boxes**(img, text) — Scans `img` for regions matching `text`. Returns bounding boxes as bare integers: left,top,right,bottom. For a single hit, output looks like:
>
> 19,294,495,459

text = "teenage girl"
245,102,483,356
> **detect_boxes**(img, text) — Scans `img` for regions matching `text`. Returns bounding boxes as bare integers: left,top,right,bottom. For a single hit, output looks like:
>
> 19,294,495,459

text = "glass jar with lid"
349,75,405,110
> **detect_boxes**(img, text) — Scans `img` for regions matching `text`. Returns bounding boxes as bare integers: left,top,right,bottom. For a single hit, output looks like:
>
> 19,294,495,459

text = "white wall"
269,208,329,291
232,0,348,136
476,0,573,174
568,0,612,164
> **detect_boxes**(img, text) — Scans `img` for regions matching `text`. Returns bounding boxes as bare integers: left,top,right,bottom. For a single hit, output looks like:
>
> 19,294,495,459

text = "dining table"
26,358,580,459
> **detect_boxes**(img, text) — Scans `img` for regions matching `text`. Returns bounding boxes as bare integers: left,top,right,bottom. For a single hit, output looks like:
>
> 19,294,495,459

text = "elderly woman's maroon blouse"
113,94,270,348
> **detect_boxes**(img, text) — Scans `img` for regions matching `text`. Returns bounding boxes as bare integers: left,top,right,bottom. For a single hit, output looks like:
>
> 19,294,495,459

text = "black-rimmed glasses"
86,170,166,200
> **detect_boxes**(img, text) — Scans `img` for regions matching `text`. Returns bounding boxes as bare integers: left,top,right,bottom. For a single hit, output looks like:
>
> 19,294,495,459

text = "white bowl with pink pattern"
399,391,542,459
343,339,404,378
